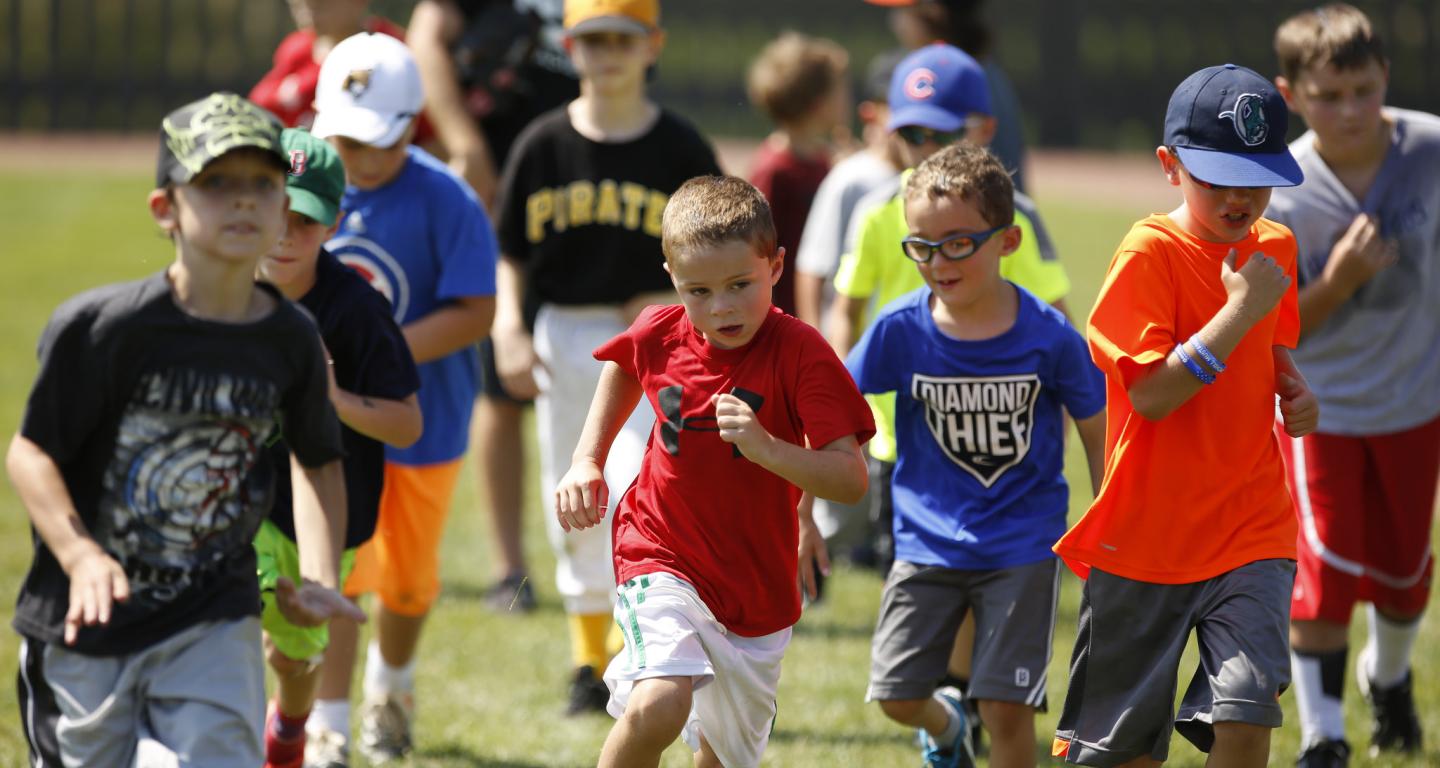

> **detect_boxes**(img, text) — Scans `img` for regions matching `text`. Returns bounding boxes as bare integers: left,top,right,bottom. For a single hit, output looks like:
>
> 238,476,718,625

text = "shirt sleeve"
794,170,845,278
1000,208,1071,305
1052,319,1107,421
339,291,421,401
594,306,666,380
833,204,885,299
1087,246,1176,391
433,178,499,301
844,314,900,396
19,303,106,465
1272,238,1301,349
795,326,877,449
495,133,534,261
282,326,346,468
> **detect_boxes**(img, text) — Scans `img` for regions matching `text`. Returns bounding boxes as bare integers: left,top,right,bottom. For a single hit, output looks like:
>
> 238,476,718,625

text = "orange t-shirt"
1054,214,1299,584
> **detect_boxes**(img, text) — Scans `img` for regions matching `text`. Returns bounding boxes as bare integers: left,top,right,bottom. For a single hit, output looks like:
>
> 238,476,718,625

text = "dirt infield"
0,132,1166,211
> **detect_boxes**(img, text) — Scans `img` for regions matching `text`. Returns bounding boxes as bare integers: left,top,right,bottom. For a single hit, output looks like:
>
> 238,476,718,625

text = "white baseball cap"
312,32,423,148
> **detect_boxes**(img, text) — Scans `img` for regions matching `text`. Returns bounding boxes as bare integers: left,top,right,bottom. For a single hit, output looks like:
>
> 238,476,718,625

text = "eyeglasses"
895,125,965,147
900,225,1010,263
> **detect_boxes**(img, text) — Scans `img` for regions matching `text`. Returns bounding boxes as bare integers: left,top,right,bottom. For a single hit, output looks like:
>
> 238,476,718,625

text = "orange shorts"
345,460,463,616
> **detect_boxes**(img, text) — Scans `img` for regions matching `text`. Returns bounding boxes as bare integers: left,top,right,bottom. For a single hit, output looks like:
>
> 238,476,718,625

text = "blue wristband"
1188,334,1226,373
1176,344,1216,385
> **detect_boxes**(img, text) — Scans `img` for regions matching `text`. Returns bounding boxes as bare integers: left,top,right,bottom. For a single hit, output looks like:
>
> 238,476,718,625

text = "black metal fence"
4,0,1436,148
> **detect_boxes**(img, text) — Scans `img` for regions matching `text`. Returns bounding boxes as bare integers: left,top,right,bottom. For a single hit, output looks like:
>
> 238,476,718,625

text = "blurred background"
4,0,1438,147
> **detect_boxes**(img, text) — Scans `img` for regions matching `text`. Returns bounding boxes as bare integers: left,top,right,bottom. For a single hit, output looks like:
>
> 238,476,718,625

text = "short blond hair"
1275,3,1386,84
904,143,1013,228
662,176,777,262
746,32,849,126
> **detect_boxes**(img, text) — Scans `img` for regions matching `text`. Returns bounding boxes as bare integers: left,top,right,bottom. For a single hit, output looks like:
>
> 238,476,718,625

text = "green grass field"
0,168,1436,766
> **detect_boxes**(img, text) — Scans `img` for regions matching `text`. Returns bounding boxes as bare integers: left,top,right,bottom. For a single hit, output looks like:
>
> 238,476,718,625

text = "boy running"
1266,5,1440,764
849,143,1106,768
11,93,362,768
556,175,874,768
254,128,422,768
1052,64,1319,767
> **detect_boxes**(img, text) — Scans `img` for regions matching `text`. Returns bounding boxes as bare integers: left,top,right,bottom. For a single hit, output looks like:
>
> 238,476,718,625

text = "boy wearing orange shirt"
1051,64,1320,767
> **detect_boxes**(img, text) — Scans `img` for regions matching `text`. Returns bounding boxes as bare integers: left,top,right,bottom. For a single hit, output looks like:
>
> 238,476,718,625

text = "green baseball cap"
156,92,287,186
280,128,346,226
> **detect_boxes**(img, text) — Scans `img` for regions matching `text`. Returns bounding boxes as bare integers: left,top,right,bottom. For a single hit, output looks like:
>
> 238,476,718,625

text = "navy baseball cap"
886,43,991,133
1164,64,1303,188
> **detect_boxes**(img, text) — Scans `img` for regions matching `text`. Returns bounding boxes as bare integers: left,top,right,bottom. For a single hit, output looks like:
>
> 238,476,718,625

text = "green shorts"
254,520,357,663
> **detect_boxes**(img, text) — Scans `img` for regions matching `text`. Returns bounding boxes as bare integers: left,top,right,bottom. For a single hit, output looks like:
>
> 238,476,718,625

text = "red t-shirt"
595,304,874,636
249,18,434,143
1054,214,1300,584
748,140,832,316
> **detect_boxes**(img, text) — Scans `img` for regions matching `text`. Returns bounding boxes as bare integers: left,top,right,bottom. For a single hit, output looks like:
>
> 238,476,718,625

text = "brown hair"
1275,3,1386,83
662,176,777,262
746,32,849,126
904,143,1013,228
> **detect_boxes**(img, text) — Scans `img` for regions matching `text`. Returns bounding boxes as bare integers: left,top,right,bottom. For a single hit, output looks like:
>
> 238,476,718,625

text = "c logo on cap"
904,68,938,101
1219,93,1269,147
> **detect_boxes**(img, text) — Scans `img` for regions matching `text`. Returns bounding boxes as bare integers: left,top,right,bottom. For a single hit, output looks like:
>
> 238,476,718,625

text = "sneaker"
918,686,976,768
358,692,414,764
1357,663,1422,755
303,727,349,768
1296,739,1350,768
565,665,610,716
485,572,537,614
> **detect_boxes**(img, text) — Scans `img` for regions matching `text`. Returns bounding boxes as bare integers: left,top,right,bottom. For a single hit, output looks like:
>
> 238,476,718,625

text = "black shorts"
477,336,534,404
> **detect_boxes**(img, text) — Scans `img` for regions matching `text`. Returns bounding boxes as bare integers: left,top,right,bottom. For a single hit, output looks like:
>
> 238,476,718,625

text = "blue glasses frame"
900,224,1010,263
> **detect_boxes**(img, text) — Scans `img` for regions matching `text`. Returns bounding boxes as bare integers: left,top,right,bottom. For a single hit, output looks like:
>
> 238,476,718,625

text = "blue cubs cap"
886,43,991,133
1164,63,1303,188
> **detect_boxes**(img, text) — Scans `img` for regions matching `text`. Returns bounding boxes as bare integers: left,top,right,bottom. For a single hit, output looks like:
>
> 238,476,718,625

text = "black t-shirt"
453,0,578,168
266,250,420,549
497,106,722,326
13,271,345,655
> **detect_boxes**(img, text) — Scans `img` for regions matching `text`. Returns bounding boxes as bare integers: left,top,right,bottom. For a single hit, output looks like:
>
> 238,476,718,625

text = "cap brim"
887,104,966,133
286,186,340,227
568,16,650,36
1175,146,1303,188
311,107,413,148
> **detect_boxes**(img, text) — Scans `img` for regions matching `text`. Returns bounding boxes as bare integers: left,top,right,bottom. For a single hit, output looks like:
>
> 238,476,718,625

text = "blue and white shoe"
918,686,976,768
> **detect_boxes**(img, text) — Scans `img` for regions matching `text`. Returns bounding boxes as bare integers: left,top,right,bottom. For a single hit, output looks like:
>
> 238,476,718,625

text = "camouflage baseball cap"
155,92,288,187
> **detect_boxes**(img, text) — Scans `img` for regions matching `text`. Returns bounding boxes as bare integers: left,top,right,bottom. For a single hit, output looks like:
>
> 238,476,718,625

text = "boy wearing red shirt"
555,175,874,768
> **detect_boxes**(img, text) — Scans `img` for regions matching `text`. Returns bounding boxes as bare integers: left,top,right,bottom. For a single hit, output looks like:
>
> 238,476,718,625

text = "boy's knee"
977,699,1033,740
1212,721,1271,753
877,697,927,725
623,677,693,740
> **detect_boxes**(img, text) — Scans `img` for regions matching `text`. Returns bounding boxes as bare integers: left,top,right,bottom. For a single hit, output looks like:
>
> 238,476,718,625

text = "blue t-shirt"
328,146,498,465
846,284,1105,570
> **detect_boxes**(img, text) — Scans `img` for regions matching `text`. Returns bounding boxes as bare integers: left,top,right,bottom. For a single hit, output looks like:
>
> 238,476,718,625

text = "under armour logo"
658,385,764,458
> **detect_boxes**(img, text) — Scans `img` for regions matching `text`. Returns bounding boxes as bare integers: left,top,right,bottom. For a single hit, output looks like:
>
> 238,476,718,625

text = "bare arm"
492,255,541,398
402,295,494,364
713,393,868,503
1071,410,1106,496
1297,214,1397,338
794,273,825,329
330,391,422,449
1128,249,1290,421
1274,346,1320,437
7,434,128,644
408,0,498,206
824,293,866,359
555,362,645,531
289,455,346,589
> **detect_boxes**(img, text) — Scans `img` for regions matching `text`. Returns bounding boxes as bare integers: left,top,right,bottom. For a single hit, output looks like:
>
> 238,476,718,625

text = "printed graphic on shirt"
657,385,764,458
911,373,1040,487
525,179,669,243
328,232,410,321
94,369,280,608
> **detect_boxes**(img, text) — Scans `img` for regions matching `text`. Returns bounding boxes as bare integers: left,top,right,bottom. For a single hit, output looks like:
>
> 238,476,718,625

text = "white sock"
926,689,964,748
1291,648,1346,746
364,640,416,696
1363,605,1422,688
309,699,351,740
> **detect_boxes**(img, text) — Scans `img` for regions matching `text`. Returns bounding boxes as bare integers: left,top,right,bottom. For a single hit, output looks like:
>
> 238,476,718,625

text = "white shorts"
604,573,791,768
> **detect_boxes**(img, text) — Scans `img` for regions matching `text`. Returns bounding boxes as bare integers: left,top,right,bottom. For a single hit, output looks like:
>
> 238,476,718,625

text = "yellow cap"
564,0,659,34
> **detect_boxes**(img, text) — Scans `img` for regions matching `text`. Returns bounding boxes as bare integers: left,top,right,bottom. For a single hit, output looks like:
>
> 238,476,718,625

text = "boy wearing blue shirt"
846,143,1106,768
309,32,498,763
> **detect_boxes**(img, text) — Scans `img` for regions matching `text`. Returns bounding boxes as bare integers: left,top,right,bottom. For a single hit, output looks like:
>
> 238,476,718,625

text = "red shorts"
1277,414,1440,623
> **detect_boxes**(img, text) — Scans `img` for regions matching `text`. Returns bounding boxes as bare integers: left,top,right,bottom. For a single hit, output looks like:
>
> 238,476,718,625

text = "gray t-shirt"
1266,107,1440,434
795,150,897,280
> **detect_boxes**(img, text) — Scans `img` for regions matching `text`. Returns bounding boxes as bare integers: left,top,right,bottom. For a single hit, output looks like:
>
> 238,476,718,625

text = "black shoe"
484,573,537,614
1360,669,1422,755
1296,739,1350,768
565,665,610,716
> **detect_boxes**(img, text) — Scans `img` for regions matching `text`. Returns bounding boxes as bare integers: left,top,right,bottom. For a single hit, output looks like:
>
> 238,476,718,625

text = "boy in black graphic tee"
9,93,361,768
489,0,722,714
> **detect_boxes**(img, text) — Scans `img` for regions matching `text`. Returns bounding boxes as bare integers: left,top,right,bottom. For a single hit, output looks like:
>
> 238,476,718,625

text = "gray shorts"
1054,559,1295,767
18,617,265,768
868,558,1059,708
